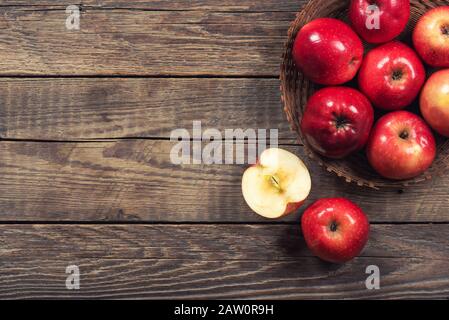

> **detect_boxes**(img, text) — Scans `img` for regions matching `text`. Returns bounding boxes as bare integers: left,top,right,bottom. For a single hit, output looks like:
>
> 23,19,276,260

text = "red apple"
413,6,449,67
301,198,370,264
242,148,311,219
366,111,436,180
349,0,410,44
421,69,449,137
358,41,425,111
292,18,364,85
300,87,374,159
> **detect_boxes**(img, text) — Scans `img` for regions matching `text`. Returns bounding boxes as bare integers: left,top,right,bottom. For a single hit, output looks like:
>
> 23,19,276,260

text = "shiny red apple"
413,6,449,67
358,41,425,111
292,18,364,85
301,198,370,264
420,69,449,137
366,111,436,180
349,0,410,44
300,87,374,159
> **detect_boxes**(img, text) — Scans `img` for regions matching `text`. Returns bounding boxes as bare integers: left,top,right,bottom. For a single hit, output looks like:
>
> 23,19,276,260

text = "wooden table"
0,0,448,300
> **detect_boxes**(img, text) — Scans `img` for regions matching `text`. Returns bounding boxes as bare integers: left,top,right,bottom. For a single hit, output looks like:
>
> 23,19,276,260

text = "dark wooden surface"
0,0,448,299
1,225,449,299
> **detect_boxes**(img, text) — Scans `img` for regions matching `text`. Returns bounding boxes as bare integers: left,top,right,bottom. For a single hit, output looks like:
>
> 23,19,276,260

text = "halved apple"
242,148,312,219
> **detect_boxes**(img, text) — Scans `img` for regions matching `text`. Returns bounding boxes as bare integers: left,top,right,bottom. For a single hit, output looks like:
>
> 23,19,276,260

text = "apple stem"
399,130,409,140
441,25,449,36
330,221,338,232
392,70,403,81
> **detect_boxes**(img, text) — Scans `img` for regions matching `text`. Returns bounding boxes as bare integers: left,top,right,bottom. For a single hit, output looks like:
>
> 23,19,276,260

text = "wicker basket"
281,0,449,189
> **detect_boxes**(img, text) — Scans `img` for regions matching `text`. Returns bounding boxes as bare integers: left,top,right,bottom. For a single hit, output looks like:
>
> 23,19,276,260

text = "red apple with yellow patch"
366,111,436,180
420,69,449,137
413,6,449,67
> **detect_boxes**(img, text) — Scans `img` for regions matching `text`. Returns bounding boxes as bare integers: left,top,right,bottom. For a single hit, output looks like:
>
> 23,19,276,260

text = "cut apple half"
242,148,312,219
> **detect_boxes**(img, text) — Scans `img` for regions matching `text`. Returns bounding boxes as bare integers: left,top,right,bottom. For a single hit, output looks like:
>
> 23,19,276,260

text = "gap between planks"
0,75,280,79
0,221,448,225
1,7,299,14
0,137,302,145
0,2,304,13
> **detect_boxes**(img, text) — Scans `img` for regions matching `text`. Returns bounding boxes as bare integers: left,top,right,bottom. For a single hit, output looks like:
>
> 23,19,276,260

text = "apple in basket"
413,6,449,67
366,111,436,180
420,69,449,137
292,18,364,85
349,0,410,44
358,41,426,111
300,87,374,159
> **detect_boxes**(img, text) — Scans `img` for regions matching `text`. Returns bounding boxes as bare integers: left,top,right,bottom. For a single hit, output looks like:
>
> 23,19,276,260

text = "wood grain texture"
0,140,447,222
0,8,295,76
1,0,447,301
0,0,304,11
0,224,448,299
0,78,295,141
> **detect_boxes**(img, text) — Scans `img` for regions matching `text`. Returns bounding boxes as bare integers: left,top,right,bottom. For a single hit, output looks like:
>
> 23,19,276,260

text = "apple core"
268,175,282,192
242,148,312,219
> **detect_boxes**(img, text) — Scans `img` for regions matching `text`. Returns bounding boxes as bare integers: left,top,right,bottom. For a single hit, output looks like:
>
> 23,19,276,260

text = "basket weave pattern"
281,0,449,189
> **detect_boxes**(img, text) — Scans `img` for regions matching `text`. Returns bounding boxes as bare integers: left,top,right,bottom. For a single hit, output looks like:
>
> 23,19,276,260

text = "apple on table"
301,198,370,264
241,148,312,219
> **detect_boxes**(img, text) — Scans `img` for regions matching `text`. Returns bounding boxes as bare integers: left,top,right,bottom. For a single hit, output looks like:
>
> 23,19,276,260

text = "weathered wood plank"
0,9,295,76
2,224,448,261
0,140,448,222
0,224,448,299
0,78,295,141
0,0,304,11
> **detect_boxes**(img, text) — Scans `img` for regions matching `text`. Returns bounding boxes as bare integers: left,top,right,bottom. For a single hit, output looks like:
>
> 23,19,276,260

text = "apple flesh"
292,18,364,85
413,6,449,67
366,111,436,180
300,87,374,159
242,148,311,219
358,41,426,111
420,69,449,137
349,0,410,44
301,198,370,264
